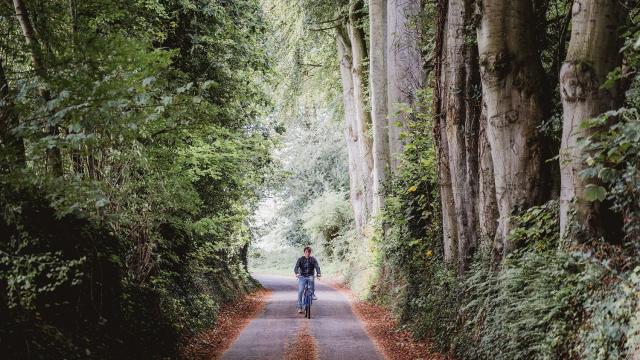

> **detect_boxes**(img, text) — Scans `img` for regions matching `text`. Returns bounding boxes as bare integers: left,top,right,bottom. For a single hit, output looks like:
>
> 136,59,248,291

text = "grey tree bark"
337,29,367,232
347,1,374,216
386,0,424,171
559,0,624,241
336,29,368,233
370,0,390,216
436,112,459,262
11,0,63,176
336,4,374,234
478,104,499,260
434,0,458,263
439,0,482,270
476,0,547,257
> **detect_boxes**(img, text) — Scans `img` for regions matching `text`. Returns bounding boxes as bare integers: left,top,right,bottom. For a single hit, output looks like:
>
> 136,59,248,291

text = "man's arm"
314,258,321,276
294,257,301,275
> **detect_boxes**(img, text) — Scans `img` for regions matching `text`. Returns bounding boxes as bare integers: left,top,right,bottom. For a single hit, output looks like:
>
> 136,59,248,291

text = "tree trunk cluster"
434,0,626,270
332,0,626,270
336,0,424,233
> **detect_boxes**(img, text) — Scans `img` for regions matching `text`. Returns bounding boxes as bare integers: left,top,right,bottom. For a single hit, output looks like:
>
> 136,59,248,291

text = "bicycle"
302,282,313,318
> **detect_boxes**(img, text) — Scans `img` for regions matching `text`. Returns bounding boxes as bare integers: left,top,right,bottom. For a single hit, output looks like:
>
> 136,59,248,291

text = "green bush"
376,189,640,359
577,262,640,360
302,191,353,259
459,249,605,360
0,183,256,359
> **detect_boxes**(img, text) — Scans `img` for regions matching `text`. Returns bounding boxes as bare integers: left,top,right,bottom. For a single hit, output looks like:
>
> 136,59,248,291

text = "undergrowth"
370,74,640,358
0,182,255,359
377,192,640,359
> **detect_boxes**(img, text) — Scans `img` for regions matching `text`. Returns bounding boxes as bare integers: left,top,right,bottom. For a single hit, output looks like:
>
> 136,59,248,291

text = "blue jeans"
297,276,314,309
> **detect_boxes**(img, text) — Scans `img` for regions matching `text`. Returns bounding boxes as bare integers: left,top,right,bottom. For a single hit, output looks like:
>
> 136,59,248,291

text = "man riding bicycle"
294,246,321,314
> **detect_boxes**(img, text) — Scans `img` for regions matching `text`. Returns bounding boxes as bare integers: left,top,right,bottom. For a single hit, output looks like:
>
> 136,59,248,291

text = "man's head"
303,246,312,258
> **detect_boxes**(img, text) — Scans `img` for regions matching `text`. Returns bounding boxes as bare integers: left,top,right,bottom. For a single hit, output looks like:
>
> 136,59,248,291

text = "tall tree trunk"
436,113,459,262
336,3,375,234
439,0,482,271
348,1,374,215
476,0,547,257
478,104,499,260
11,0,63,176
386,0,424,171
434,0,458,263
0,58,25,168
370,0,390,216
559,0,624,241
337,26,369,233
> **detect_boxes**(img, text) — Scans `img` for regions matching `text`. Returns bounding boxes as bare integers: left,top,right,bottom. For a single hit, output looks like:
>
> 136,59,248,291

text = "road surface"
222,274,384,360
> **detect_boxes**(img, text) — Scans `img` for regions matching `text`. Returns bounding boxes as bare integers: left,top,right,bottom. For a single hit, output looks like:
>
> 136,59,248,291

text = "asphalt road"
222,274,384,360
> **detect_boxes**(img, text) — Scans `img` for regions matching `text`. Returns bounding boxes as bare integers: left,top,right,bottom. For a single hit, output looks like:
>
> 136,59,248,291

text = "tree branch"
309,25,341,32
305,16,344,26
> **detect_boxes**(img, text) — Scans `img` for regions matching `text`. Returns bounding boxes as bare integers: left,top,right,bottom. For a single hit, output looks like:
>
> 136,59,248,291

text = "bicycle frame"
302,282,313,318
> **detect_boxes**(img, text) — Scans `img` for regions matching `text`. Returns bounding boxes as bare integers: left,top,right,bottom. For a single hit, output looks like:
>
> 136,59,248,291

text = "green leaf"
95,197,110,208
201,80,217,90
68,123,83,133
583,184,607,202
161,95,173,106
176,82,193,93
142,76,156,87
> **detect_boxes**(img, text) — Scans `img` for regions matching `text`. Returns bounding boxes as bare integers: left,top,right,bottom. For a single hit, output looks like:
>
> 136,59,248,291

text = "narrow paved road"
223,274,384,360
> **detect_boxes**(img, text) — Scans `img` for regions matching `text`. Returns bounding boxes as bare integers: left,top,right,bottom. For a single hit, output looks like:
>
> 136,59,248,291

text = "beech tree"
386,0,424,171
559,0,624,240
336,0,374,232
370,0,391,216
437,0,482,269
435,0,500,269
476,0,548,256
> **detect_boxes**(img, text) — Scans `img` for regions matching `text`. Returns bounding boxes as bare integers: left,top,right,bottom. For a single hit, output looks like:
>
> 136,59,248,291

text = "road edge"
182,287,272,359
320,277,449,360
319,278,390,360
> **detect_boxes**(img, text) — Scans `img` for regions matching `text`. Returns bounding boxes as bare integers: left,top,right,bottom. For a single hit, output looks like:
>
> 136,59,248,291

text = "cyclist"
294,246,321,314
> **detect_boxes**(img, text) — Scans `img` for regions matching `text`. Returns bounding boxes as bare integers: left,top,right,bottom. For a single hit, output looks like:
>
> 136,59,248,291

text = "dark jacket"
294,256,321,277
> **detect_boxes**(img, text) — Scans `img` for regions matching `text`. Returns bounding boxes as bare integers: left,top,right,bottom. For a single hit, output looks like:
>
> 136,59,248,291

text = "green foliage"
1,0,271,358
581,106,640,243
254,0,350,250
249,246,301,275
373,84,449,343
261,0,344,120
302,190,353,258
380,188,640,360
262,117,349,247
1,252,85,311
574,21,640,354
579,13,640,244
508,200,560,252
577,262,640,360
459,250,606,360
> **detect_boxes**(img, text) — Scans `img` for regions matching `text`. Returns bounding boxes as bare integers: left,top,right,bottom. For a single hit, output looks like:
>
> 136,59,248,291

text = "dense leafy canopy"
1,0,273,357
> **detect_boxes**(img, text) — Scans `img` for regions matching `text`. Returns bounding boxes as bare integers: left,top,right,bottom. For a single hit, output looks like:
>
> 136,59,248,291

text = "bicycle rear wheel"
304,291,312,318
